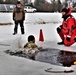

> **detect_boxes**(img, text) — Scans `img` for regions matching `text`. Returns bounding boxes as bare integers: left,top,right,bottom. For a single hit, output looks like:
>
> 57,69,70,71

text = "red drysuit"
59,16,76,46
57,7,76,46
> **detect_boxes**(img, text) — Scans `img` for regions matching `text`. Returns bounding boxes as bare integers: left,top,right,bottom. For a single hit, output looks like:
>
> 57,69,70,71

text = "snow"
0,12,76,75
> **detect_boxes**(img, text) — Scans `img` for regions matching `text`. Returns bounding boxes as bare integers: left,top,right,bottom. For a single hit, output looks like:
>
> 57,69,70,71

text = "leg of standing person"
20,20,25,34
13,21,18,35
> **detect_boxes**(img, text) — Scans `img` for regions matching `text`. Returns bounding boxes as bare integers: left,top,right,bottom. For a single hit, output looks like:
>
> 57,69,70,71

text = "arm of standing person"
22,6,25,21
13,7,15,21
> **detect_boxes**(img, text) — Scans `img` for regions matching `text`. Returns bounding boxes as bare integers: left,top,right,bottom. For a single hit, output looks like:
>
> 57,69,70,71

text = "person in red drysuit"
57,7,76,46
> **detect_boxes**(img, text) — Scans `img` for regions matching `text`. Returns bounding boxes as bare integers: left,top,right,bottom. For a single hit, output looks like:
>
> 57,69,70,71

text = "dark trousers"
14,20,24,34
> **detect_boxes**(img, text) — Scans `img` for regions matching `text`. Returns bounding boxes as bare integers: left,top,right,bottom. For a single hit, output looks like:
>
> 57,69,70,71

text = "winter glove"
66,36,71,41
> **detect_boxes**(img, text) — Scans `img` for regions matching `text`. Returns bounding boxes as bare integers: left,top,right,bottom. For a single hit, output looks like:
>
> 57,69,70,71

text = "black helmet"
62,8,69,13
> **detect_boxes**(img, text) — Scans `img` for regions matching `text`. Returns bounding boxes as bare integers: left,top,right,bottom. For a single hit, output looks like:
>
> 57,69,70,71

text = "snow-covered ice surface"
0,12,76,75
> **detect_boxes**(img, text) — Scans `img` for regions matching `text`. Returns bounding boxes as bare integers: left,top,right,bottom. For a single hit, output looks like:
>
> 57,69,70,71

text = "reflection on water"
35,48,76,67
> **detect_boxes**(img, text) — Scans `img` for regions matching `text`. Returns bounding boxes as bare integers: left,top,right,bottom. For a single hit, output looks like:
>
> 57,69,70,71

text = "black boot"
13,27,17,35
21,27,25,34
57,41,64,45
13,32,17,35
22,32,25,34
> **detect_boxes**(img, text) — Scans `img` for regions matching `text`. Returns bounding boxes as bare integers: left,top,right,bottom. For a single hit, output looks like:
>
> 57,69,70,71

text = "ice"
0,12,76,75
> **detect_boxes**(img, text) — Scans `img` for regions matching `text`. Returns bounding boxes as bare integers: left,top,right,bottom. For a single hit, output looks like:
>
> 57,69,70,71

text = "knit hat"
28,35,35,43
62,8,69,13
17,1,21,4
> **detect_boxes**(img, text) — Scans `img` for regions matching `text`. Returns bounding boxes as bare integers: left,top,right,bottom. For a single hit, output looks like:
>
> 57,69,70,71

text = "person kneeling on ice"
56,7,76,46
23,35,39,59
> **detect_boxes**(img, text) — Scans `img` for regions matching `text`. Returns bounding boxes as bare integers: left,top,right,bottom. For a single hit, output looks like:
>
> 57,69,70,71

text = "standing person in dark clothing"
13,1,25,35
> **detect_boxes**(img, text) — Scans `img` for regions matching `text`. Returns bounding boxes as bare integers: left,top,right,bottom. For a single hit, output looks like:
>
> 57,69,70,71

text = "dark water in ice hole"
35,48,76,67
5,48,76,67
